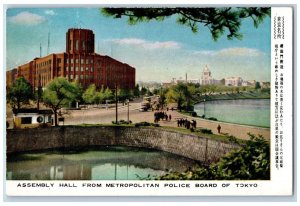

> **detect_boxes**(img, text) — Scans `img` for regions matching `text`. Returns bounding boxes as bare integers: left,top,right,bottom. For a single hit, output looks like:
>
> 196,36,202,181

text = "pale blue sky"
6,7,271,82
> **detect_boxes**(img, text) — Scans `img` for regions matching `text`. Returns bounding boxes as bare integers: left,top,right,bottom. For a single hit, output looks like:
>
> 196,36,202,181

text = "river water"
6,146,199,180
194,99,270,127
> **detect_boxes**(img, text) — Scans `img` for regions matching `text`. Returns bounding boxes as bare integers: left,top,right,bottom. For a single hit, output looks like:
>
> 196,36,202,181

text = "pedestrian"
217,124,221,134
169,114,172,121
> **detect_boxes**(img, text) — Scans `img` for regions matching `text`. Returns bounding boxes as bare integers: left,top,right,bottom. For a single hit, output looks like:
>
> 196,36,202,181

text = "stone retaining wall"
6,126,240,163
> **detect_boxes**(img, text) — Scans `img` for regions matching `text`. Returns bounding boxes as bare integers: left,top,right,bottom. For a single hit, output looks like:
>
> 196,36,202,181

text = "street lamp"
203,99,206,118
126,99,130,123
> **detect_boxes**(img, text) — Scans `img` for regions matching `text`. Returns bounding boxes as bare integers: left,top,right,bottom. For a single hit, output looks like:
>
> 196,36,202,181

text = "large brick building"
6,28,135,90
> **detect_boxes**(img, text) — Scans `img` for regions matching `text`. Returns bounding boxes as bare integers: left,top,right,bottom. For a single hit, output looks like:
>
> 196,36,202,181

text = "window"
91,59,93,64
86,67,88,71
71,59,74,63
86,75,88,79
21,117,32,124
66,66,68,71
86,59,89,64
81,67,84,72
76,66,79,71
91,67,93,72
71,66,73,71
76,40,79,50
76,59,79,63
70,74,73,79
76,75,78,79
82,41,85,50
80,75,83,79
81,59,84,64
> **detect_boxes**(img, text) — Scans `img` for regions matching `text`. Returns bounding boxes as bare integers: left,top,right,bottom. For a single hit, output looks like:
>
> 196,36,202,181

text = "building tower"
66,28,95,54
201,65,213,85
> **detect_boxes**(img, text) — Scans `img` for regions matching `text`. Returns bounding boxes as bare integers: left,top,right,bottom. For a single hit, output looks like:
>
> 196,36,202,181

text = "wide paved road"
64,101,270,141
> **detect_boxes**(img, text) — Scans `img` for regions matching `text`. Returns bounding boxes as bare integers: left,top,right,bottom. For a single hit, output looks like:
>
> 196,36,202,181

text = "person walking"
217,124,221,134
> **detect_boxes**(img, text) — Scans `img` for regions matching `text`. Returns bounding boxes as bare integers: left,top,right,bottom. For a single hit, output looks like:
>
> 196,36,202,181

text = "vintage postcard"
4,5,293,197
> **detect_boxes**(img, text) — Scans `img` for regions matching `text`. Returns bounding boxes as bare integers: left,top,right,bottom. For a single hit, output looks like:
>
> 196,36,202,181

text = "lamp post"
203,99,206,118
126,99,129,123
115,84,118,124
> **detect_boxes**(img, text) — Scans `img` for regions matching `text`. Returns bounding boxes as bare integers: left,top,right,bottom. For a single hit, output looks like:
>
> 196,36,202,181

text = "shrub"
157,133,270,180
200,128,213,134
190,111,197,117
207,117,218,121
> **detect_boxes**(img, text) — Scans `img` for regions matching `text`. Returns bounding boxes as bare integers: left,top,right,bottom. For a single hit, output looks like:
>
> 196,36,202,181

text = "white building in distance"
225,77,243,86
201,65,220,85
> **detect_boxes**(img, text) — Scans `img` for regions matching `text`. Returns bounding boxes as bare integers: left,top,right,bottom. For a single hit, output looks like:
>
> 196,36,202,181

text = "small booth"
13,108,54,129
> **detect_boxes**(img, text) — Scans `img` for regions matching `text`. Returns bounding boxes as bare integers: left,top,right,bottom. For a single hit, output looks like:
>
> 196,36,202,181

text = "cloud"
44,10,56,16
192,47,265,57
8,11,46,25
214,47,264,57
109,38,181,50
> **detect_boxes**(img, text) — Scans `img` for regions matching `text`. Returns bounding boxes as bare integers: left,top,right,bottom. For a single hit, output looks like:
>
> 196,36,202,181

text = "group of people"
177,118,197,129
154,111,172,123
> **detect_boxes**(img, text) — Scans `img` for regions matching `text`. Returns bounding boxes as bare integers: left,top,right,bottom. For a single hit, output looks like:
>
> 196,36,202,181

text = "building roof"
13,108,53,115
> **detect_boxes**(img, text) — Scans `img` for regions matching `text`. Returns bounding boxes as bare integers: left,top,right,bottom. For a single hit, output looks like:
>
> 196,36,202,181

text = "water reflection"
194,99,270,127
7,147,199,180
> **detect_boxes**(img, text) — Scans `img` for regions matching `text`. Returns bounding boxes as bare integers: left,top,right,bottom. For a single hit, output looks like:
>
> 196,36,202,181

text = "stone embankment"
7,126,240,163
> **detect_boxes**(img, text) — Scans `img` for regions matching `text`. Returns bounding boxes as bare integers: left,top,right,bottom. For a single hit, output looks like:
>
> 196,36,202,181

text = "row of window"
37,60,52,68
66,58,94,64
69,74,93,80
66,66,94,72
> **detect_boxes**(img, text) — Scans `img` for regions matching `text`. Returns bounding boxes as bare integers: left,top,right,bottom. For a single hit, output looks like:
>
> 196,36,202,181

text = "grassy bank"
193,90,270,103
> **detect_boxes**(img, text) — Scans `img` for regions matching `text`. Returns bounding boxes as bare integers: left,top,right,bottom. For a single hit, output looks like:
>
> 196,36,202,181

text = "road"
64,101,270,141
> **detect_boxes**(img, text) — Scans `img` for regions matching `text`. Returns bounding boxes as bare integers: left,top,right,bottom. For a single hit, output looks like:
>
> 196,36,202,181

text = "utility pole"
127,99,129,122
115,84,118,123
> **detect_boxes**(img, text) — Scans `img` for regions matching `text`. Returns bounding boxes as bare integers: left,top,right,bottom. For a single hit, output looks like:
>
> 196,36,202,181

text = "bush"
200,128,213,134
207,117,218,121
201,115,206,119
112,120,131,125
190,111,197,117
157,133,270,180
134,122,160,127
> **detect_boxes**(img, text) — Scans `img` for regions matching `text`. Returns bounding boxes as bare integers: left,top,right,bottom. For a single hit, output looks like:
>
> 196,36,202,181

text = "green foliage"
197,128,213,134
255,82,261,89
42,77,79,126
101,8,270,41
82,84,97,104
135,122,160,127
7,76,33,109
118,88,134,102
158,133,270,180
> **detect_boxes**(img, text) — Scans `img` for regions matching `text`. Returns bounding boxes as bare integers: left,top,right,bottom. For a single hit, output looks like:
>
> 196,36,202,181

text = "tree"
133,84,140,97
7,76,33,109
255,82,261,90
103,87,114,101
82,84,97,104
101,8,271,41
42,77,79,126
157,134,270,180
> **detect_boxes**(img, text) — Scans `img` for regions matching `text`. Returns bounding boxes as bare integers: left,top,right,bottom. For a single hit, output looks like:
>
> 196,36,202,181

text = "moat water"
194,99,270,127
6,146,199,180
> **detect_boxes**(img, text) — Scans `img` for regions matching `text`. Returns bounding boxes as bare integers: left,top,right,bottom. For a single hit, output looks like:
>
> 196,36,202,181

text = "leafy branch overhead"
101,7,271,41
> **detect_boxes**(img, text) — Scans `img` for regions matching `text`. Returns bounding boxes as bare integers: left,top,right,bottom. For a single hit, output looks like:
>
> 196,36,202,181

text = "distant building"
225,77,243,86
201,65,220,85
187,79,200,84
201,65,213,85
260,81,271,88
6,28,135,90
242,80,256,87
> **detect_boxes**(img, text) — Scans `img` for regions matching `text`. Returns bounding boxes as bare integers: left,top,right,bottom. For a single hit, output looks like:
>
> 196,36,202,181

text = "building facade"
200,65,220,85
225,77,243,86
6,28,135,90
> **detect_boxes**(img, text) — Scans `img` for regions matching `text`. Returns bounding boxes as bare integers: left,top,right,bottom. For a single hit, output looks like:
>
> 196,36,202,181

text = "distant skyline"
6,7,271,82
